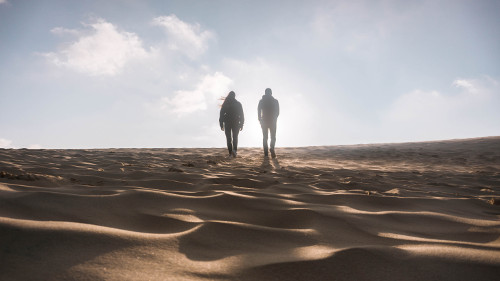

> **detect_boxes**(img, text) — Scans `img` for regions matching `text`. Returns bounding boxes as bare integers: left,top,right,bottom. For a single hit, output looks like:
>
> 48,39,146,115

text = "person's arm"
276,99,280,118
239,102,245,130
257,100,262,122
219,106,225,130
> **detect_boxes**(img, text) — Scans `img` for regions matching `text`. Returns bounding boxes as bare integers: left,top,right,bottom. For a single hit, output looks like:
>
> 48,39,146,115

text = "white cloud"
0,138,13,148
161,72,232,115
453,78,479,93
44,19,152,76
381,77,500,141
152,15,214,59
0,0,8,5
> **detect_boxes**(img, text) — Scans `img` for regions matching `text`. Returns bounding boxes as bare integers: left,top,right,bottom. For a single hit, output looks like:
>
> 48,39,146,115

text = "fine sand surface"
1,137,499,280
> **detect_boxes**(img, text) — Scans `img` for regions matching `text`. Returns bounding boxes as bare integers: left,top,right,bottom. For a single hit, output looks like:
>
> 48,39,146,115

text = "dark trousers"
224,124,239,154
261,120,277,153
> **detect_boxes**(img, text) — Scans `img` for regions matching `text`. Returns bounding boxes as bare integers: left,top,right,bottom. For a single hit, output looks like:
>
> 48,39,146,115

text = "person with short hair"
258,88,279,158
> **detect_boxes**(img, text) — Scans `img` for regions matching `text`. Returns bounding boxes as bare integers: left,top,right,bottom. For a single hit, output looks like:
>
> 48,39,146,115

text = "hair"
221,91,236,107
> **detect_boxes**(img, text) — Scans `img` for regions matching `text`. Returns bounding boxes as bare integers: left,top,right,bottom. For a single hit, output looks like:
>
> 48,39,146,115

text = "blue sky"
1,0,499,148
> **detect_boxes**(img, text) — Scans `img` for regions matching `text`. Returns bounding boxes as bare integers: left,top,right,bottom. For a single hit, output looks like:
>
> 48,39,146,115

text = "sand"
0,137,499,280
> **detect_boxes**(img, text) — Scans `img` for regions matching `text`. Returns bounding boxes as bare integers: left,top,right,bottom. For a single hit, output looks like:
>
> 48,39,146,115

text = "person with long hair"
219,91,244,157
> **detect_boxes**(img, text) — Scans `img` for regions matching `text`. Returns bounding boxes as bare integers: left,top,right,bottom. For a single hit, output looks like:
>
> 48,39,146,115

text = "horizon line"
1,136,498,150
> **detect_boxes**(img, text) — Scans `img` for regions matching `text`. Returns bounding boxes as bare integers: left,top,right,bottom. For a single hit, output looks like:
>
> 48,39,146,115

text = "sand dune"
1,137,499,280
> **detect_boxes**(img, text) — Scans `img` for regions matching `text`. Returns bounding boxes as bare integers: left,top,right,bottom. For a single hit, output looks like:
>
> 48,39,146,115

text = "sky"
0,0,499,149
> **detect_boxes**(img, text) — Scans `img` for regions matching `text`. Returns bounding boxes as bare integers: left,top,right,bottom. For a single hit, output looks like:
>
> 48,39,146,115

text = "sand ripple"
1,137,499,280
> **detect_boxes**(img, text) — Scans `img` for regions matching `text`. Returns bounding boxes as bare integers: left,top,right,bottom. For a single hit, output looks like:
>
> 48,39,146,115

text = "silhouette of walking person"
219,91,244,157
258,88,279,158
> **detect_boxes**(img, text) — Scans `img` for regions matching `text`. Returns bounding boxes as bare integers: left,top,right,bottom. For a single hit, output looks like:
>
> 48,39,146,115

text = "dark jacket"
258,94,279,123
219,98,244,128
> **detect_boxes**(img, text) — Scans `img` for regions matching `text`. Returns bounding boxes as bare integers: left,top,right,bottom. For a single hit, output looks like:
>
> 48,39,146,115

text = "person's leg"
224,125,233,155
232,126,239,156
270,120,277,158
261,123,269,156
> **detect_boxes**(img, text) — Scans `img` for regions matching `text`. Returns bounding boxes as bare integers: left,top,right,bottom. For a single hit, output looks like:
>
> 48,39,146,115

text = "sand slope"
0,137,499,280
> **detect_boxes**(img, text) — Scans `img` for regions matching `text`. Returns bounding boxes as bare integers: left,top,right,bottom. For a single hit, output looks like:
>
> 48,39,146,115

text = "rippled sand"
1,137,499,280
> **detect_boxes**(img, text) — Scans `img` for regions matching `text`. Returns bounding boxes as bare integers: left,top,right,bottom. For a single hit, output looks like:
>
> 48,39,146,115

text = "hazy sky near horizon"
1,0,499,148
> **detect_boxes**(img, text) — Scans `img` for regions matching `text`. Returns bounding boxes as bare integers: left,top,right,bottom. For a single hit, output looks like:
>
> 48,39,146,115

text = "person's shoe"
228,151,233,158
270,149,276,158
232,150,237,158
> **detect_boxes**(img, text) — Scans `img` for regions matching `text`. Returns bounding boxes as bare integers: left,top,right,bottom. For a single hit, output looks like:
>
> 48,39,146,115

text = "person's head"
265,88,272,96
222,91,235,106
